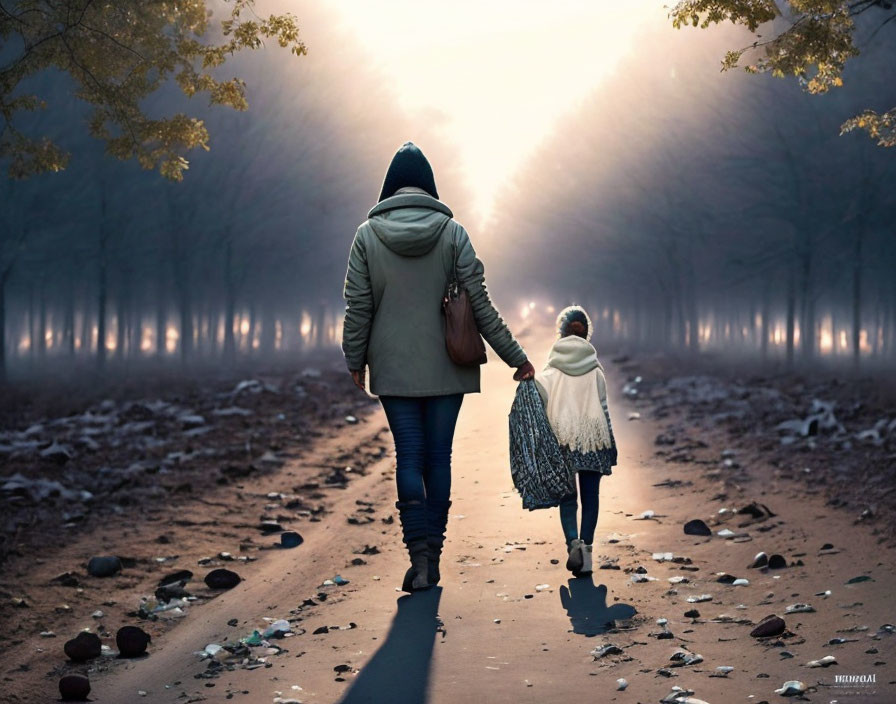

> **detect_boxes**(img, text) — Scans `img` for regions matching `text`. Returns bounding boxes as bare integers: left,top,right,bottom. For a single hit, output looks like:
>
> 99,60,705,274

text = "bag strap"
442,220,459,289
452,228,459,284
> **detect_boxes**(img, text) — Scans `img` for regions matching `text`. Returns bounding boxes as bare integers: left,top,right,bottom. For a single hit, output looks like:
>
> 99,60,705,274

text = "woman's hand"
350,368,367,392
513,360,535,381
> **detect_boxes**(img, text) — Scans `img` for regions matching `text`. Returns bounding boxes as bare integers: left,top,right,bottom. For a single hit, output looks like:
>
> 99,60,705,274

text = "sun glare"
327,1,661,226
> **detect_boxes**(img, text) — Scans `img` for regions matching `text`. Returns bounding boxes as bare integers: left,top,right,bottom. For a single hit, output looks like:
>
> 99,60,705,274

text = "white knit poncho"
534,335,613,454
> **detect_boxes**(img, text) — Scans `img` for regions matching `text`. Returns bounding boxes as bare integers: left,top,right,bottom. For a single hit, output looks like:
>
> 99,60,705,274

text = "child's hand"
513,361,535,381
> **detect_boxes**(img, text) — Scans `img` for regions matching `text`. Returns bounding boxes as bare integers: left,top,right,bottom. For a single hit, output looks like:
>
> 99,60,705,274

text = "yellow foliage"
0,0,306,179
669,0,893,147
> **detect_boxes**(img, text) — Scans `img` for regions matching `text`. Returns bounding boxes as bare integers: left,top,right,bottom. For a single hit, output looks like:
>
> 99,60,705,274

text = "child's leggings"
559,471,602,547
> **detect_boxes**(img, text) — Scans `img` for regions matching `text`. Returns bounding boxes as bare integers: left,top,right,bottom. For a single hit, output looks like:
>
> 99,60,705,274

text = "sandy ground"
3,340,896,703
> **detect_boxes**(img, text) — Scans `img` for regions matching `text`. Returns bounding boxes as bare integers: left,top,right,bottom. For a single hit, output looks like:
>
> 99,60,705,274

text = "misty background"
1,2,894,385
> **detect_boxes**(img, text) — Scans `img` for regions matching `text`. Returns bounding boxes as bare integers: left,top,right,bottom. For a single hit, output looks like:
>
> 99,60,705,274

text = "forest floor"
1,331,895,703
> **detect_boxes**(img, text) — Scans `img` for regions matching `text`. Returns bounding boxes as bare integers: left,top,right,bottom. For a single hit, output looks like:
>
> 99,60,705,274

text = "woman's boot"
401,540,432,592
427,538,443,585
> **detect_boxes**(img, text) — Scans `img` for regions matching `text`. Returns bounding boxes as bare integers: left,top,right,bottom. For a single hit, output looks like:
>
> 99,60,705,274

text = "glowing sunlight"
327,1,662,224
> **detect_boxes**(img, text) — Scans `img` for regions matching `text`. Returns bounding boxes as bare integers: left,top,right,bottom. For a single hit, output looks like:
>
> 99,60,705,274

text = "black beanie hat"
378,142,439,202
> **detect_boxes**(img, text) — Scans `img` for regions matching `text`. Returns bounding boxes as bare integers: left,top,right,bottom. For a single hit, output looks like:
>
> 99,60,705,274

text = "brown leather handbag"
442,233,487,366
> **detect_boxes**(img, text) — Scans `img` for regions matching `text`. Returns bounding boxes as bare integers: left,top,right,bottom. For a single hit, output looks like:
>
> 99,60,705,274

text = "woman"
342,142,534,592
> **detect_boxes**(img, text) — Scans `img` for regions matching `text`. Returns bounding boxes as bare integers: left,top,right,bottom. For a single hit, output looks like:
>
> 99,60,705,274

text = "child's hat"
556,305,592,341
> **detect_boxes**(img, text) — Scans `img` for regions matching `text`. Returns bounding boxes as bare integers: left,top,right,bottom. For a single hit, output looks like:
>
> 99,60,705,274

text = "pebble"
117,626,151,658
686,594,713,603
204,568,241,590
846,575,873,584
750,614,786,638
64,632,101,662
87,555,122,578
59,674,91,701
591,644,624,658
683,519,712,536
785,603,815,614
280,531,304,548
616,678,628,690
807,655,836,668
749,551,768,568
774,680,807,696
767,554,787,569
158,569,193,587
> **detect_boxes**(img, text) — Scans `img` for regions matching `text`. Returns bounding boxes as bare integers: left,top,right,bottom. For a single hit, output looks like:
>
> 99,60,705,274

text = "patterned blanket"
508,380,575,510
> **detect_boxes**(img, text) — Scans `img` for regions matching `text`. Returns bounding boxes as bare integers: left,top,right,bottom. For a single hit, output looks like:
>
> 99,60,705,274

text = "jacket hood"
366,192,453,257
545,335,603,376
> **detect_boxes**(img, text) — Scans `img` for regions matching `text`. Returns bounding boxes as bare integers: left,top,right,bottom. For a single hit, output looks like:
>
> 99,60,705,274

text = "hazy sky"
326,1,663,225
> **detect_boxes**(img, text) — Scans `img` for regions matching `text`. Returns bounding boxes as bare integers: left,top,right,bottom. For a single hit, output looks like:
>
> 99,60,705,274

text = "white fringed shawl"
536,336,612,454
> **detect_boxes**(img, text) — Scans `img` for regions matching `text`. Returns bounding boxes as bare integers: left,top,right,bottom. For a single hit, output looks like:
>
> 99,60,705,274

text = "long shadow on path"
339,587,442,704
559,576,637,636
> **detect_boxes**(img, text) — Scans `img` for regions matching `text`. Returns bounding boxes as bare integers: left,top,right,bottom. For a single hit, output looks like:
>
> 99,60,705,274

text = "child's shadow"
559,576,637,636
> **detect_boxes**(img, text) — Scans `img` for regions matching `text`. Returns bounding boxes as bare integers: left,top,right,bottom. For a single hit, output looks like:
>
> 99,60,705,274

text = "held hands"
513,360,535,381
350,368,366,392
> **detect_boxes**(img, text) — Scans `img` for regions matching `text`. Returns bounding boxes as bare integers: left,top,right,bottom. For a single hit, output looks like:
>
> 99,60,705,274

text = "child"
534,306,617,576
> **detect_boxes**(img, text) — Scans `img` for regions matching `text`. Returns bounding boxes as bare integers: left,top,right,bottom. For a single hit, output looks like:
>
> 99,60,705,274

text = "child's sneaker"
566,538,585,574
580,544,593,574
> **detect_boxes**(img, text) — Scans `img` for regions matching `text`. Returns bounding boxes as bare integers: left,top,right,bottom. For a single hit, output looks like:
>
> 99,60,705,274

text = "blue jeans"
559,472,602,547
380,394,464,545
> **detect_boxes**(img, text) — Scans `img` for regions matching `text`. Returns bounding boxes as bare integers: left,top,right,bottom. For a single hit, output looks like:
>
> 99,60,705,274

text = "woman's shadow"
339,587,442,704
559,576,636,636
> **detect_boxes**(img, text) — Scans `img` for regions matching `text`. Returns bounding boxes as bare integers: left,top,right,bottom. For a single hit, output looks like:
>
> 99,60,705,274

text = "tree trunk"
80,295,91,357
685,271,699,354
129,298,141,361
155,277,166,358
28,283,35,367
798,236,814,362
96,187,109,370
116,287,127,362
315,302,327,348
760,280,770,361
851,223,864,369
64,277,75,358
179,289,192,364
223,269,236,365
260,304,277,356
0,272,7,384
785,262,796,368
220,232,238,363
38,284,47,360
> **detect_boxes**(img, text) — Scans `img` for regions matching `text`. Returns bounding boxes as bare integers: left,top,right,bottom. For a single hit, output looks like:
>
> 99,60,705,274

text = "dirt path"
83,352,896,703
